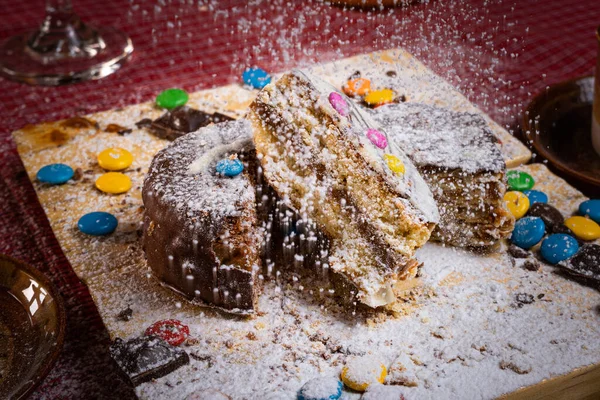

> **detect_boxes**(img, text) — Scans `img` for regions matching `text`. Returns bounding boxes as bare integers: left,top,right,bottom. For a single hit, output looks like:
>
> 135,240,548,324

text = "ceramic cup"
593,25,600,156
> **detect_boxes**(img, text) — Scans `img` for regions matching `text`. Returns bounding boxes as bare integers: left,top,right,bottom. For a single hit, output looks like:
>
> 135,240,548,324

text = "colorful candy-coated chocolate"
579,199,600,224
97,147,133,171
366,128,388,149
145,319,190,346
523,190,548,205
78,211,118,236
216,157,244,177
504,191,530,219
342,78,371,97
242,67,271,89
540,234,579,265
340,356,387,392
36,163,74,185
564,216,600,241
328,92,349,116
384,154,405,175
95,172,132,194
298,377,343,400
364,89,395,107
156,88,189,110
511,216,545,249
506,170,535,191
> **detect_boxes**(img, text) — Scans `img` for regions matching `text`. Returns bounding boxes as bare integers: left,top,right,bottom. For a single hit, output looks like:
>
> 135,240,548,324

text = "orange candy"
343,78,371,97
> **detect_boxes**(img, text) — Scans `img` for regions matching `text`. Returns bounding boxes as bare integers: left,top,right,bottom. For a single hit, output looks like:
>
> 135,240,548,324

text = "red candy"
145,319,190,346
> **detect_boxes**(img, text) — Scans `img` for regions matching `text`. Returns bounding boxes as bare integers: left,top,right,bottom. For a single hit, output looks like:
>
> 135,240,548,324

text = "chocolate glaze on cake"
143,120,261,315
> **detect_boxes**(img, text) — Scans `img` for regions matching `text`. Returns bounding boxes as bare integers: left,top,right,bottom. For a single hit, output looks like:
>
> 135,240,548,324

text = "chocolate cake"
249,70,439,307
372,102,514,249
142,120,262,315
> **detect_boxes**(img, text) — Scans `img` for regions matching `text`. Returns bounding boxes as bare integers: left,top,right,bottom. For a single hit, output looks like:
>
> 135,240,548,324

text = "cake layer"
372,102,514,248
142,120,261,314
249,70,438,306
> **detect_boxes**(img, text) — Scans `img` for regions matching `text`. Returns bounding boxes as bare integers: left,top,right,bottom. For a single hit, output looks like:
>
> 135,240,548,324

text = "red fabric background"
0,0,598,398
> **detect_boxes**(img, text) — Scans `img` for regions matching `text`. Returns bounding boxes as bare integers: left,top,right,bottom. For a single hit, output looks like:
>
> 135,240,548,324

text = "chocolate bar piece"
110,336,189,386
139,106,234,141
558,244,600,281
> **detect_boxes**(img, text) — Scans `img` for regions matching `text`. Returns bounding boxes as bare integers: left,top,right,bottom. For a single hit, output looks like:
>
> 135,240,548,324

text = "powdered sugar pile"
82,236,600,400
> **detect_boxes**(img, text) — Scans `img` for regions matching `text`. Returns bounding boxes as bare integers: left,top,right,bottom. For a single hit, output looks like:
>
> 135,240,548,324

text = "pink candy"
328,92,349,116
366,128,387,149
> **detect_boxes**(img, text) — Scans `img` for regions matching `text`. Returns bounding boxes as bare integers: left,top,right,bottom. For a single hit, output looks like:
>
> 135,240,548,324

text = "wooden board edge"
500,363,600,400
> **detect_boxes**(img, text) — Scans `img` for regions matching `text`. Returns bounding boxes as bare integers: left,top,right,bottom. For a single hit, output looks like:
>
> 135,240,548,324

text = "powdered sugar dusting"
146,120,254,218
372,102,505,174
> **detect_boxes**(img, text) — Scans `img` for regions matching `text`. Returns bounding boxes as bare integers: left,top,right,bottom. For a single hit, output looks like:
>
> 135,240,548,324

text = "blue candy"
298,377,343,400
540,233,579,264
511,216,545,249
216,158,244,177
78,212,118,236
242,67,271,89
579,199,600,224
523,190,548,205
36,163,74,185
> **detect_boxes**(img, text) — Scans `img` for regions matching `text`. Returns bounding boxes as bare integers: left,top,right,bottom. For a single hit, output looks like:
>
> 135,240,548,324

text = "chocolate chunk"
72,168,83,181
515,293,534,307
211,112,235,124
522,258,541,271
110,336,189,386
135,118,153,129
386,70,397,77
117,306,133,321
508,244,530,259
144,106,235,141
527,203,571,234
558,244,600,281
106,123,132,135
348,70,361,80
394,94,407,103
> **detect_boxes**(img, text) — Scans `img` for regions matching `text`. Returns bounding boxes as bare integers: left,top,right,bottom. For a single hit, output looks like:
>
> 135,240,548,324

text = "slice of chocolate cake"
249,70,439,307
371,102,514,249
142,120,262,315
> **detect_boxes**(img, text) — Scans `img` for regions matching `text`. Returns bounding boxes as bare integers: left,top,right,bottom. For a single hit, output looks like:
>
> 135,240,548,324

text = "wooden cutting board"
12,49,600,400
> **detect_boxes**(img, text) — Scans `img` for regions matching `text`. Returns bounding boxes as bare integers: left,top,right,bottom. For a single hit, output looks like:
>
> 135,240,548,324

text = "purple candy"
366,128,388,149
328,92,349,116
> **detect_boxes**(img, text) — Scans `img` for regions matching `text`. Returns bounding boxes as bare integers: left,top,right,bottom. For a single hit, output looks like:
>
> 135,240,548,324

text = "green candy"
507,170,535,191
156,88,189,110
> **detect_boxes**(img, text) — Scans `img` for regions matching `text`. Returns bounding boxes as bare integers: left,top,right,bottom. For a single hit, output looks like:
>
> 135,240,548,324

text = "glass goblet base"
0,26,133,86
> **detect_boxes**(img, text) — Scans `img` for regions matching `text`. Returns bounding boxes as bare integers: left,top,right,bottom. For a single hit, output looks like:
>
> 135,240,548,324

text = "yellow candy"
364,89,395,107
384,154,405,175
504,191,529,219
98,147,133,171
564,216,600,241
95,172,132,194
340,357,387,392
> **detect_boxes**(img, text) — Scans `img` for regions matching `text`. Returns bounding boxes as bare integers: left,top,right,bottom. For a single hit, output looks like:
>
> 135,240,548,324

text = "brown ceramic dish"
522,76,600,196
0,254,66,399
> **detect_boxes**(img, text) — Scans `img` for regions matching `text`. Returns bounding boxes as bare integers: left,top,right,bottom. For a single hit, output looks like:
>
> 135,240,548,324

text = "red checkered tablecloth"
0,0,598,398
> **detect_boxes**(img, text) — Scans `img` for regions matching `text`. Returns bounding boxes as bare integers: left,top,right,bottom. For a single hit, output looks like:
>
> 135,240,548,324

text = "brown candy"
527,203,572,235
